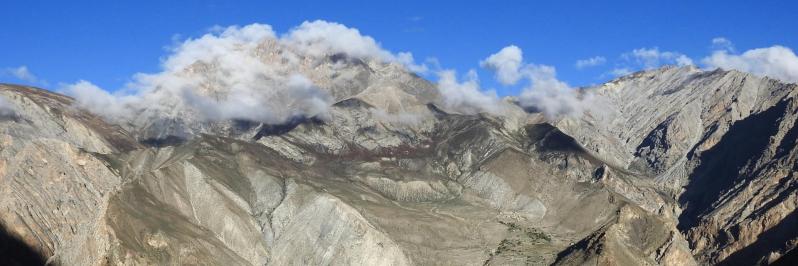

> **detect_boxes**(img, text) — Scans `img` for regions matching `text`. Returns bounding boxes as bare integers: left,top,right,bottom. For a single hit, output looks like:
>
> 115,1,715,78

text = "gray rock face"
558,66,798,264
0,63,796,266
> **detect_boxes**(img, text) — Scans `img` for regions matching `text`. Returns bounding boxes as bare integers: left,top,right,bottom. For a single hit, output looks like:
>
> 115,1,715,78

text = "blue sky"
2,0,797,96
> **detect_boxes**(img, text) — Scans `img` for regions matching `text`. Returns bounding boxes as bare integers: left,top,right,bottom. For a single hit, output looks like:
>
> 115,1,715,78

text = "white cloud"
479,45,524,85
518,64,596,118
435,69,505,115
64,80,132,120
606,47,694,77
64,21,433,126
5,66,46,85
282,20,393,61
480,45,599,118
609,68,632,76
396,52,429,73
623,47,694,69
711,37,735,52
575,56,606,69
161,23,276,72
281,20,428,72
703,45,798,83
443,44,595,118
675,55,694,66
66,23,333,125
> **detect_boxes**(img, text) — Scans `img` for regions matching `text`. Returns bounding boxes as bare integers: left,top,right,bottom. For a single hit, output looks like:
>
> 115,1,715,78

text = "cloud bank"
624,47,693,69
480,45,598,118
575,56,606,69
480,45,524,85
467,45,602,119
518,64,596,118
280,20,426,72
436,45,598,118
703,44,798,83
435,69,505,115
608,47,693,77
711,37,735,52
609,40,798,85
66,80,132,119
64,21,428,125
61,21,798,130
4,66,46,85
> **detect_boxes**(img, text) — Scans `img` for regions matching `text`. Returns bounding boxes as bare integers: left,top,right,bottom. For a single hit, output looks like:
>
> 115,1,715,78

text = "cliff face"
560,66,798,265
0,63,796,265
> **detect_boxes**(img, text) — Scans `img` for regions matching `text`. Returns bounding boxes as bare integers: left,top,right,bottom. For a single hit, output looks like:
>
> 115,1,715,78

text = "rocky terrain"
0,48,796,265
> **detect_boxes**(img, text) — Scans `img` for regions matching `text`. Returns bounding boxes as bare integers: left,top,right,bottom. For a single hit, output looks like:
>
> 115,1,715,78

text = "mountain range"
0,46,796,265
